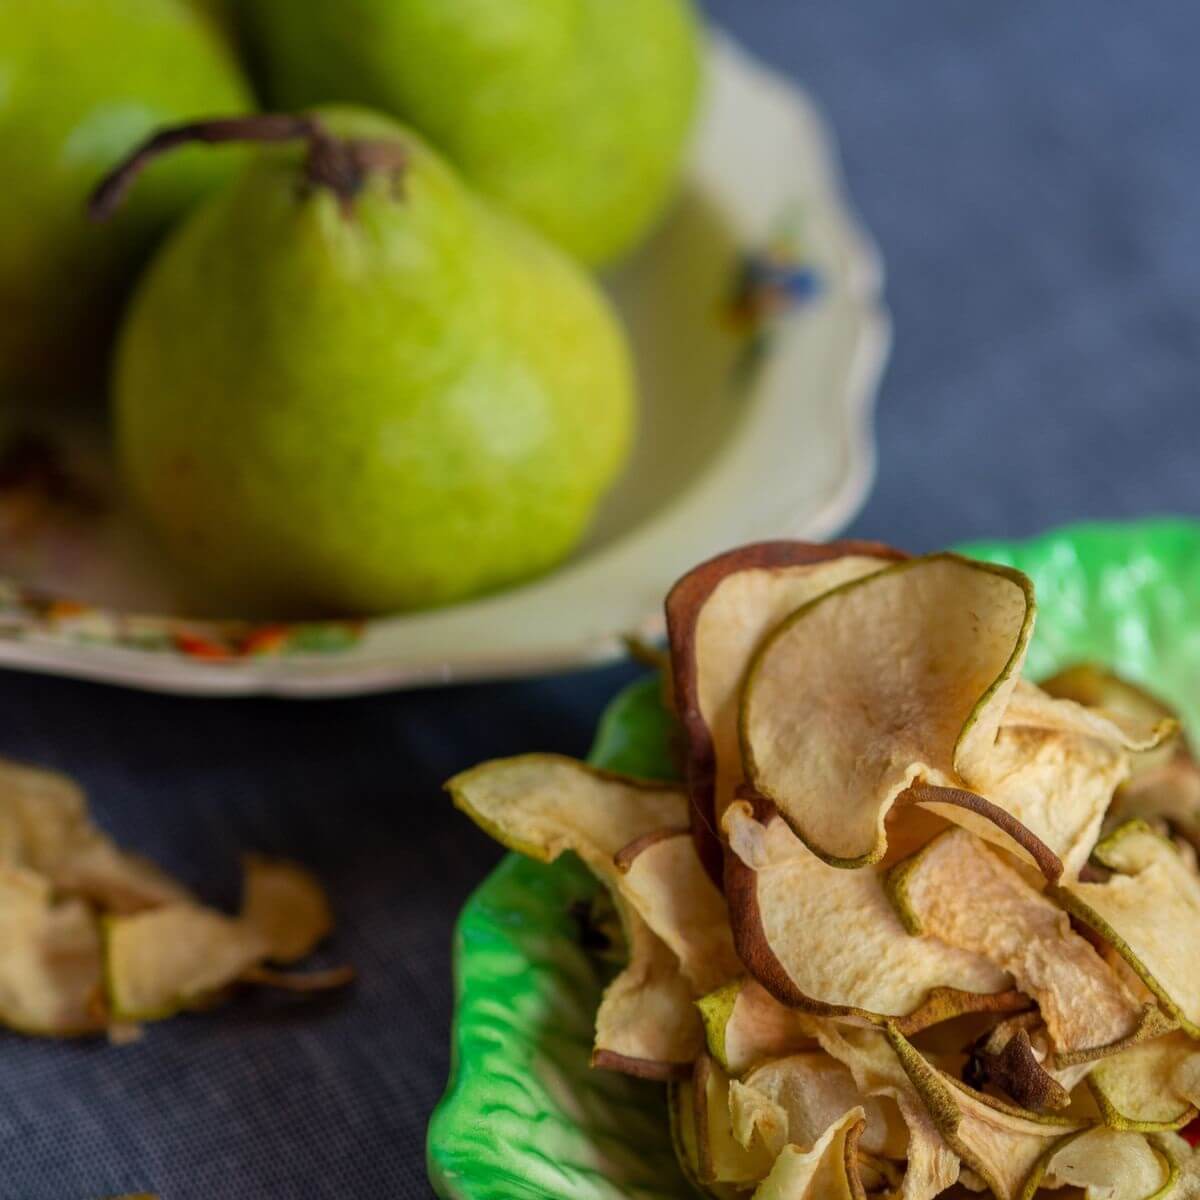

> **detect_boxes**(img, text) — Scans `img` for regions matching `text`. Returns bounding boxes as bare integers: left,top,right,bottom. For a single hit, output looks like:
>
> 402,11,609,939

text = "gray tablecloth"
3,2,1198,1196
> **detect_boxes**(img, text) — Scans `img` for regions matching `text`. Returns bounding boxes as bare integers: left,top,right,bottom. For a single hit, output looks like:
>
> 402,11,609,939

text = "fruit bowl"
426,517,1200,1199
0,33,885,696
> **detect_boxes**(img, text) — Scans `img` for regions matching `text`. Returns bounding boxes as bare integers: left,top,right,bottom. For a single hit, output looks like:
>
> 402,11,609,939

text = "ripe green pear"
240,0,703,267
0,0,253,406
106,109,635,617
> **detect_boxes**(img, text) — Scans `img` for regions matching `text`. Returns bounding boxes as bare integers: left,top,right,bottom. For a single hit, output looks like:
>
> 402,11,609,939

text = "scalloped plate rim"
0,30,887,697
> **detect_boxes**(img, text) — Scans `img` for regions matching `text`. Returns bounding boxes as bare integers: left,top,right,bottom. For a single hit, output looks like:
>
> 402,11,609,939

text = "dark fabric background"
4,2,1199,1196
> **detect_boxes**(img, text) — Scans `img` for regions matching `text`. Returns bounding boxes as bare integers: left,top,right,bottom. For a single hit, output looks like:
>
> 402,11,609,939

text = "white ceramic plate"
0,33,886,696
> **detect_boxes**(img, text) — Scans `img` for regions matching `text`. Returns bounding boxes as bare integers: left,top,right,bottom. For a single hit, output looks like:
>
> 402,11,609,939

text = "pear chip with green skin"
448,538,1200,1198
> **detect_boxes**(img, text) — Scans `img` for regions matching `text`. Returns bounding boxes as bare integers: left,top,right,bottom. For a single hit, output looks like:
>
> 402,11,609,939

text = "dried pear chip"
724,799,1012,1021
1111,757,1200,859
105,904,269,1021
0,866,104,1035
886,1025,1086,1200
0,758,189,913
1038,665,1183,767
448,754,703,1076
1005,678,1178,756
750,1107,869,1200
614,828,741,995
1057,821,1200,1038
951,722,1131,881
738,1052,909,1159
447,754,688,867
697,977,820,1075
590,906,701,1079
740,554,1041,869
1087,1033,1200,1131
241,855,334,964
694,1055,779,1185
812,1022,963,1200
888,829,1146,1057
1153,1132,1200,1199
1024,1128,1175,1199
668,1077,743,1200
665,541,903,881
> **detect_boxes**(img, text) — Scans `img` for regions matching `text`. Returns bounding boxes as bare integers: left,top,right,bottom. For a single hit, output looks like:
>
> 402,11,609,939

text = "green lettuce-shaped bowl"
427,518,1200,1199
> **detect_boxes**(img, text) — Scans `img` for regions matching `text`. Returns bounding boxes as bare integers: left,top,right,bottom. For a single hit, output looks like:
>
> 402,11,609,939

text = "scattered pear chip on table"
664,540,904,881
0,866,105,1036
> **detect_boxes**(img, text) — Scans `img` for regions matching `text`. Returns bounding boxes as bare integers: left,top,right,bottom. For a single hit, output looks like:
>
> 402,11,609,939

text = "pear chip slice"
888,828,1146,1057
447,753,712,1077
1024,1127,1175,1200
1087,1032,1200,1131
106,905,270,1021
0,866,105,1036
749,1107,870,1200
664,541,904,880
886,1025,1087,1200
696,977,820,1075
241,854,334,964
724,798,1013,1022
740,554,1043,870
1056,820,1200,1038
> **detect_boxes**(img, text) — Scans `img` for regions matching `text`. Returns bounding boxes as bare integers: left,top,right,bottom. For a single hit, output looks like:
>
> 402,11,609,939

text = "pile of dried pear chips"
449,542,1200,1199
0,759,350,1038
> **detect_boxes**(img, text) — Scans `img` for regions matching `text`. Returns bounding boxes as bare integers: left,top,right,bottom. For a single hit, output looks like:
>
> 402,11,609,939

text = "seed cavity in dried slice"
615,828,741,995
740,554,1036,868
241,855,333,964
0,866,105,1036
694,1055,779,1186
696,977,820,1075
814,1023,964,1200
888,829,1145,1058
665,541,904,881
1023,1127,1175,1200
736,1052,909,1159
886,1025,1086,1200
1087,1033,1200,1132
0,758,190,913
749,1107,869,1200
724,799,1011,1022
1057,821,1200,1038
105,905,270,1022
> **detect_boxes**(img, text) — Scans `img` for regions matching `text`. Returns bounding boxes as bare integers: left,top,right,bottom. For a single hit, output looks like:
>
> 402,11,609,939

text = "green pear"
0,0,253,407
96,109,635,617
239,0,703,267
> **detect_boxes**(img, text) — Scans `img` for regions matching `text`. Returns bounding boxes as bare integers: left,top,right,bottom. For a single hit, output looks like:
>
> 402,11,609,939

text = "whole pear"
101,110,635,617
240,0,702,267
0,0,253,407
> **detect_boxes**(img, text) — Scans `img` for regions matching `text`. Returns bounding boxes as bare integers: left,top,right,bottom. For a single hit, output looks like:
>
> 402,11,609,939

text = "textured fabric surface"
3,2,1199,1197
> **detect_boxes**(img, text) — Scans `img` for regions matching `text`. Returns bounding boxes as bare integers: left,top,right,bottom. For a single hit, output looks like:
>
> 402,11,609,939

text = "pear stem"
88,113,407,222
